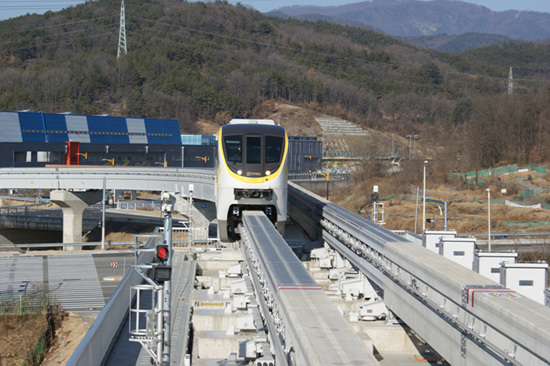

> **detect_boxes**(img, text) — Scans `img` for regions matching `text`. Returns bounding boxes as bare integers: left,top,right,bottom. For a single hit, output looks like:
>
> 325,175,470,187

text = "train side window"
265,135,283,164
224,135,242,163
247,136,261,164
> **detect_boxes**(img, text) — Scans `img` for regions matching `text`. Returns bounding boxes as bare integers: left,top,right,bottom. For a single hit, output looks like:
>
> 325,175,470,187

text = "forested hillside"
0,0,549,172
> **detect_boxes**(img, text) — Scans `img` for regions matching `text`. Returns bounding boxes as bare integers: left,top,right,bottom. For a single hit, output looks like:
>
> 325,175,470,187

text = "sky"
1,0,550,21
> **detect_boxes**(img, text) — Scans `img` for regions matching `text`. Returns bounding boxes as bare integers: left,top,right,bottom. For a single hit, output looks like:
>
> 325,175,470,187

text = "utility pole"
117,0,127,58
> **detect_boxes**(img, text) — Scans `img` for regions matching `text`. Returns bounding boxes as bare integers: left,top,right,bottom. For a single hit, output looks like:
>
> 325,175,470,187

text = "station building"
0,111,215,168
0,111,322,172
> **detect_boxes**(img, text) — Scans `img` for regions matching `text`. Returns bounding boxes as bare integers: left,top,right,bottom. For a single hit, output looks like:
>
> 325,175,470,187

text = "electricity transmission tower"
117,0,127,58
508,67,513,95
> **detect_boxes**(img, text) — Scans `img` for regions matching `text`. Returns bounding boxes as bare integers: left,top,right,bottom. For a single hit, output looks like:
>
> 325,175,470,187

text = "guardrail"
287,181,550,365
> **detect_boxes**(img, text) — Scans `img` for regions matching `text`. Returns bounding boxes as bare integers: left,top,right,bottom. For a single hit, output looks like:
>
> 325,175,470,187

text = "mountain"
405,33,512,53
1,0,549,169
268,0,550,51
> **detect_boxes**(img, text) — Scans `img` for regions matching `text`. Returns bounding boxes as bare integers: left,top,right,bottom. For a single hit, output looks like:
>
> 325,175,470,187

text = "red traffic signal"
156,244,169,262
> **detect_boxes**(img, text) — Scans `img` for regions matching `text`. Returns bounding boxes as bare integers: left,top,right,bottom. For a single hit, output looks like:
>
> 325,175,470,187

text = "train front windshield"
223,132,284,177
225,136,243,164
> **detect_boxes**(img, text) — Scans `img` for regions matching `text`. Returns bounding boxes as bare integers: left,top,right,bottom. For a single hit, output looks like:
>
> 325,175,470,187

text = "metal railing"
159,226,218,249
117,200,161,211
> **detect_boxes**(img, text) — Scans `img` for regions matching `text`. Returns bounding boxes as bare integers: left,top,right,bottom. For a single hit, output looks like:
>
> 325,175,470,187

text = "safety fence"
159,226,218,249
0,292,51,365
0,207,100,231
0,206,100,220
449,164,548,185
0,292,49,316
116,200,161,211
26,333,47,366
289,172,351,182
502,220,550,229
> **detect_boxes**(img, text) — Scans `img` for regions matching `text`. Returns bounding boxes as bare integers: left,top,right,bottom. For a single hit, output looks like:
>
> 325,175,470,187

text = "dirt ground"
399,185,548,234
0,311,96,366
329,179,550,234
40,313,95,366
0,315,47,365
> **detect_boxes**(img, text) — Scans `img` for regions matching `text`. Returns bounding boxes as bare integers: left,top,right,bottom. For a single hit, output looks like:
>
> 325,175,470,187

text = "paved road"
0,251,133,316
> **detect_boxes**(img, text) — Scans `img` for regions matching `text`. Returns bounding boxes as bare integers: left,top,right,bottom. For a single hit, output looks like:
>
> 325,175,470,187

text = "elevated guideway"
0,167,215,201
289,182,550,365
241,210,379,365
0,166,216,244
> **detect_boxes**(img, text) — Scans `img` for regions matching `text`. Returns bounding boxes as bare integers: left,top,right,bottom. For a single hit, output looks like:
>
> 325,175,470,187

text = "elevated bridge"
0,167,215,199
0,167,215,244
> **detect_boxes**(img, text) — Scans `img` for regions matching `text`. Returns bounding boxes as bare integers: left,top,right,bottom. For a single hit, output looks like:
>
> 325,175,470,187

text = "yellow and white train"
216,119,288,241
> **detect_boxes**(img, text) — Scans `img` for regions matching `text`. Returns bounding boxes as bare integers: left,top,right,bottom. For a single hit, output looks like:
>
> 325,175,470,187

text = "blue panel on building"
87,115,110,144
108,116,130,144
161,120,182,144
144,119,162,144
145,119,180,144
19,112,47,142
44,113,69,142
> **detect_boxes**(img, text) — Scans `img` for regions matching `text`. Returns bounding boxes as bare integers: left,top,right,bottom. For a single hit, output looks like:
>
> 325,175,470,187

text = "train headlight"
265,170,271,176
237,169,243,175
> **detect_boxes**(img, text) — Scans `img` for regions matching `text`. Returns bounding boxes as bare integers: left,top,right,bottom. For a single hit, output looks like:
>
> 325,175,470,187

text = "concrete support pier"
50,190,102,250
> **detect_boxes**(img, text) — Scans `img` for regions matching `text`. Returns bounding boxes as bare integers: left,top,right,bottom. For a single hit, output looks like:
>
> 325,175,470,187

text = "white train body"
216,119,288,242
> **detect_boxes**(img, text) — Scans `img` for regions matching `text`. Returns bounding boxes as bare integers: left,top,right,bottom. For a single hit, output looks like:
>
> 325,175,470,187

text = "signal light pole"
423,160,428,232
487,188,491,252
160,192,174,365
